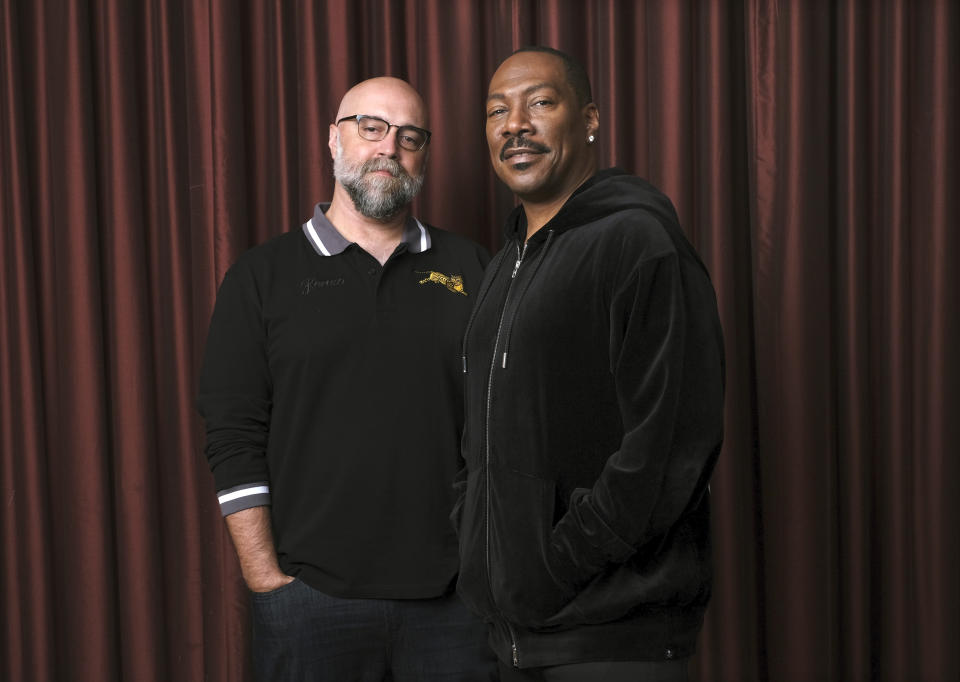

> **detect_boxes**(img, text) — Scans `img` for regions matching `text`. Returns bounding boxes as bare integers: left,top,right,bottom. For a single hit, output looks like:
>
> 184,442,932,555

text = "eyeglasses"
336,115,432,152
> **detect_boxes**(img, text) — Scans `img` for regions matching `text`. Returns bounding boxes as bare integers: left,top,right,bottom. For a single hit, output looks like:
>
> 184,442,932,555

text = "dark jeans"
250,578,497,681
498,658,689,682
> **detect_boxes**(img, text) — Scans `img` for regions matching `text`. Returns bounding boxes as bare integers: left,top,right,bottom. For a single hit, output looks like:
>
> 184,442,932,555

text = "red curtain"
1,1,957,680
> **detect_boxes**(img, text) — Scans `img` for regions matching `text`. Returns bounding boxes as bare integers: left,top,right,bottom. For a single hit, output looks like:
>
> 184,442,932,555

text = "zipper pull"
512,641,520,667
511,242,528,278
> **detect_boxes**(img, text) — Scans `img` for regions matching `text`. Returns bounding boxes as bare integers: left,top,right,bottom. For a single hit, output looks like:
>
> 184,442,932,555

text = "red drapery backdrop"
1,1,957,680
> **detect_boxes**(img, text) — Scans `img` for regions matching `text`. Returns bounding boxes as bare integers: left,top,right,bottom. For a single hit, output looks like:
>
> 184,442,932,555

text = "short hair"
511,46,593,106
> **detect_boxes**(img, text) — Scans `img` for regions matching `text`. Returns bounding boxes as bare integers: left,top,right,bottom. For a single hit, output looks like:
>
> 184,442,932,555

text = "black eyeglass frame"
336,114,432,152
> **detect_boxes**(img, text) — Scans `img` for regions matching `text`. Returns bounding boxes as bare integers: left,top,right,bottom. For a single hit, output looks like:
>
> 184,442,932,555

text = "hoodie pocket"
487,469,575,626
540,515,712,628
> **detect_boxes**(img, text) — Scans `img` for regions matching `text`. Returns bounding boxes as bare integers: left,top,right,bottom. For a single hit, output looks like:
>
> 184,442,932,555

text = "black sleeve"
548,251,724,588
196,260,273,516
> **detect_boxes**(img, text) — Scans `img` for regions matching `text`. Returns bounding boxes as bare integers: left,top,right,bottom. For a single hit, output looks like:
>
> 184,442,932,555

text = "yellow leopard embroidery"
416,271,467,296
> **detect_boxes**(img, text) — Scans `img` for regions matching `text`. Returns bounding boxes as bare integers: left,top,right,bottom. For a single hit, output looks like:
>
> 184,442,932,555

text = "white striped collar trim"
302,203,432,256
305,218,332,256
407,218,430,253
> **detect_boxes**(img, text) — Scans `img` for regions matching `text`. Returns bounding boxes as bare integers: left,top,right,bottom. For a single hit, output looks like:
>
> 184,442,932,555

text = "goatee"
334,143,425,220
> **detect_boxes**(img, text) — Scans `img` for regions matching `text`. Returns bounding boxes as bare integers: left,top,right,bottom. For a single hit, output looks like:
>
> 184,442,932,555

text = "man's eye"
488,108,507,117
533,99,552,107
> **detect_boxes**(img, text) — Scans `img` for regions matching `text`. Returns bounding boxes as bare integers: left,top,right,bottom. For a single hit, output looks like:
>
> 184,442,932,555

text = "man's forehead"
488,52,568,97
487,82,559,102
337,79,426,124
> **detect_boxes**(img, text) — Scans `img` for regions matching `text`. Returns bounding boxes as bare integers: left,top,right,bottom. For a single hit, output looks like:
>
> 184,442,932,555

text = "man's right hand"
247,571,296,593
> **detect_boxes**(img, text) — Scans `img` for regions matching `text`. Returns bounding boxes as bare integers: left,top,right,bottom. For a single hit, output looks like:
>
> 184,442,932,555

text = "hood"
463,167,702,374
503,167,683,244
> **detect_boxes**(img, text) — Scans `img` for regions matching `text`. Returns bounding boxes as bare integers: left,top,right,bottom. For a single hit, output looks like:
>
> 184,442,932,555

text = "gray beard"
334,143,424,220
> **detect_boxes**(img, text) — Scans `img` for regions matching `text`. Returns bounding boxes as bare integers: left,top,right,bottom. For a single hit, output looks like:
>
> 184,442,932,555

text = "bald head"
328,77,430,223
335,77,428,129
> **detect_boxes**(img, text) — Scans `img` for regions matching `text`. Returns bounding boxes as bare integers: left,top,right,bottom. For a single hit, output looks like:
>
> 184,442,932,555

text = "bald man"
198,77,496,681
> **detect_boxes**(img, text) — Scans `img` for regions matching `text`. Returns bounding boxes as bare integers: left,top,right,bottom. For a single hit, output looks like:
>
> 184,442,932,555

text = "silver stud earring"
588,135,595,143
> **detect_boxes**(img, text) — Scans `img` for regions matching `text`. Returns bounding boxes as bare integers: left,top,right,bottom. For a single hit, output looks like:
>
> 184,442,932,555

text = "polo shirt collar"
302,202,431,256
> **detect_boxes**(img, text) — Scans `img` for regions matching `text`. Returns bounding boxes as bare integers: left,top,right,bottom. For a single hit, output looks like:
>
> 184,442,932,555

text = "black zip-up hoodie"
454,168,724,668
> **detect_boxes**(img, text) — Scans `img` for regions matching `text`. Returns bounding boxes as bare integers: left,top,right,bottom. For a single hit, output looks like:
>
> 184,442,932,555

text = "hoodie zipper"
511,242,528,278
485,240,527,667
500,242,528,368
507,622,521,667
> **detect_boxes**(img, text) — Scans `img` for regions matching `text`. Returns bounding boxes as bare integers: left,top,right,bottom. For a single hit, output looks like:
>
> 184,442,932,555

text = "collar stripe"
303,203,432,257
306,218,332,256
414,219,428,252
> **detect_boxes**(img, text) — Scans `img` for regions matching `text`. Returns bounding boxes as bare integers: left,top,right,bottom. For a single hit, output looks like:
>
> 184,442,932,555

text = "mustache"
500,136,551,161
360,157,409,178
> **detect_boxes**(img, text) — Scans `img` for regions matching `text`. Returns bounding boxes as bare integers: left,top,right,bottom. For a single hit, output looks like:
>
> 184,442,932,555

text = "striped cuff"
217,482,271,517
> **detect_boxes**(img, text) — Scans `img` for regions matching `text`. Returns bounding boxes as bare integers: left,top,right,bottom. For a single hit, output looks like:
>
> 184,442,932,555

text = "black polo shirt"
198,203,489,598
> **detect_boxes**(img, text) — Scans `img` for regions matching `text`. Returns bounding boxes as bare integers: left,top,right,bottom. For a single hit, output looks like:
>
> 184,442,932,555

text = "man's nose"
373,128,400,156
502,107,533,137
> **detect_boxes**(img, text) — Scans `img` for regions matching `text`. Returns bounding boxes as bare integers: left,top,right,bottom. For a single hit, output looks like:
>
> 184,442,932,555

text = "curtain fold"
745,2,839,679
2,1,956,680
1,2,55,679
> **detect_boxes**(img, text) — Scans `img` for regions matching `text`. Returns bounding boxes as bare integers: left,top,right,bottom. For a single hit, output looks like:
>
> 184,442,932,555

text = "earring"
588,135,595,143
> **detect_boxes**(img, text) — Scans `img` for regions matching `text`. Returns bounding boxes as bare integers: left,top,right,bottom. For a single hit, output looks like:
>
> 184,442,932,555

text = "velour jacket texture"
455,168,725,668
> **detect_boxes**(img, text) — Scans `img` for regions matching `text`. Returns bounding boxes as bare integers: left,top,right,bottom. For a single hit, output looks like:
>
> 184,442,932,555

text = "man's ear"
328,124,340,160
583,102,600,139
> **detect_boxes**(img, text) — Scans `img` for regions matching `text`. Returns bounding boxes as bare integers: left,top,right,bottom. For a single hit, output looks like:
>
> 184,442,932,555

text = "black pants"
498,658,689,682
